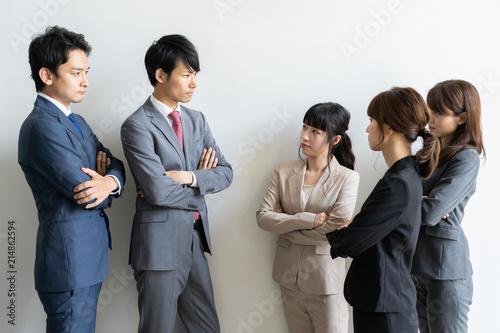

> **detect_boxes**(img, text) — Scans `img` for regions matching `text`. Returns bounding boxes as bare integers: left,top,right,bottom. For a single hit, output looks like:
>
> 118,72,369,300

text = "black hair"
144,34,200,86
28,26,91,92
302,102,355,170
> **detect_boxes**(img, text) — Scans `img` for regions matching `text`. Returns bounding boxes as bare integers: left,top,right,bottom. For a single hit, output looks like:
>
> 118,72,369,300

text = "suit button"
99,212,104,217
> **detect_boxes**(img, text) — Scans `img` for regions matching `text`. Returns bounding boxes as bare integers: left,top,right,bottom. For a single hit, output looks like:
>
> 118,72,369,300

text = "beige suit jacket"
257,157,359,295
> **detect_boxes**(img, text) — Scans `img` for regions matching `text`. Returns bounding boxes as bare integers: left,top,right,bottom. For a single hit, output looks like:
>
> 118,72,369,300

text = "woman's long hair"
367,87,440,179
301,102,355,170
427,79,485,164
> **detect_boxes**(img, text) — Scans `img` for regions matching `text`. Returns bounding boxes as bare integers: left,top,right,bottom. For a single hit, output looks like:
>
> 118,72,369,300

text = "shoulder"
450,148,480,166
276,160,302,173
337,164,360,182
122,102,151,126
181,105,202,116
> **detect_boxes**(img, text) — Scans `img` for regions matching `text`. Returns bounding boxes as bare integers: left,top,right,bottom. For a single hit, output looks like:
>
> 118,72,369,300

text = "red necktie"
168,111,183,149
168,111,199,221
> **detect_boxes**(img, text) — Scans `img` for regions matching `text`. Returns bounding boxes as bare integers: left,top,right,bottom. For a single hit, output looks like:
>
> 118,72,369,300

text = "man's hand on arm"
96,151,111,176
197,147,217,170
165,148,219,186
73,168,118,209
165,170,194,185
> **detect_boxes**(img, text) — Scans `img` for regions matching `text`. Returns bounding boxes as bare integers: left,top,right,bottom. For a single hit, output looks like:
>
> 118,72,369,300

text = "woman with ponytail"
411,79,485,333
257,102,359,333
327,87,439,333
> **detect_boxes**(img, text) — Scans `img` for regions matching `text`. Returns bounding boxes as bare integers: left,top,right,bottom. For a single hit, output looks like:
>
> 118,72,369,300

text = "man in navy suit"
18,26,125,333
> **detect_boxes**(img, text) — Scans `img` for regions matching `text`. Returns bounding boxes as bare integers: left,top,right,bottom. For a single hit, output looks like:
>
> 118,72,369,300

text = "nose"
82,73,89,88
190,75,197,89
365,124,369,133
429,112,435,123
301,129,309,141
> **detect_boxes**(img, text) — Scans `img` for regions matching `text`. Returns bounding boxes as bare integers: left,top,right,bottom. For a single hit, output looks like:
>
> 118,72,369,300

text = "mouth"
300,143,309,149
428,126,435,131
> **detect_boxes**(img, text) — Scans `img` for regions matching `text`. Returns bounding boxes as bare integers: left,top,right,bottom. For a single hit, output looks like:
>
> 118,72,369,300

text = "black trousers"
353,307,418,333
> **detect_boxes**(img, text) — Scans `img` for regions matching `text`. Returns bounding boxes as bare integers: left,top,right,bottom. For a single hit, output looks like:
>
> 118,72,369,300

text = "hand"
198,148,218,170
166,170,193,185
313,212,328,228
337,217,353,231
73,168,117,209
96,151,111,176
275,203,283,213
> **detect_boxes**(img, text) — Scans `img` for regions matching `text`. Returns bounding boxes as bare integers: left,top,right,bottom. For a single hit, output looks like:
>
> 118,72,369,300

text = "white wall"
1,0,499,332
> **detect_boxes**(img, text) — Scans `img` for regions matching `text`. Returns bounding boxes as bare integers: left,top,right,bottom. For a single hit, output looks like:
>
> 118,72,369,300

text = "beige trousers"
280,285,349,333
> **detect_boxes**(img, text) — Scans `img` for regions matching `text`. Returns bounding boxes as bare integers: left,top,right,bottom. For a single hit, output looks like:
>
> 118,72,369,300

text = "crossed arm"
73,151,120,208
165,148,218,185
138,148,217,197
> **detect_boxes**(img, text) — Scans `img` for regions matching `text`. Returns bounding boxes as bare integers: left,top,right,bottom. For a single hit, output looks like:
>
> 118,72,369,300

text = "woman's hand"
336,217,353,231
275,203,283,213
314,212,328,228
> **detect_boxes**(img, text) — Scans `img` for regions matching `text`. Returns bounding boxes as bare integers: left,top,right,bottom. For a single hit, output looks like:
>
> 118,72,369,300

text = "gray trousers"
412,275,473,333
134,228,220,333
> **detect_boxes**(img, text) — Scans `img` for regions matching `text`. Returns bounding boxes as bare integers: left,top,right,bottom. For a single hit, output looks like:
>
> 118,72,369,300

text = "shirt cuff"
105,175,121,195
189,171,198,188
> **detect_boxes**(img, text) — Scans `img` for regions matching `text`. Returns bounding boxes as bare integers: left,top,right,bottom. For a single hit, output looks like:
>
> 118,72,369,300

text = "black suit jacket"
327,156,422,313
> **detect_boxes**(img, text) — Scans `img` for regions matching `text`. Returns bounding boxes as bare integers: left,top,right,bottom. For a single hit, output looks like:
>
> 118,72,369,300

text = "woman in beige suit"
257,102,359,333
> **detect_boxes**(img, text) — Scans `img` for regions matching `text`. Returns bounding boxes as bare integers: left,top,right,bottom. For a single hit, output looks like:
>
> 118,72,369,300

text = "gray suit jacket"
411,149,479,280
121,98,232,271
257,158,359,295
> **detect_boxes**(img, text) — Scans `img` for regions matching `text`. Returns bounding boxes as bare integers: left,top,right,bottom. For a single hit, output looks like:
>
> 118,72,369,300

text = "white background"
1,0,499,332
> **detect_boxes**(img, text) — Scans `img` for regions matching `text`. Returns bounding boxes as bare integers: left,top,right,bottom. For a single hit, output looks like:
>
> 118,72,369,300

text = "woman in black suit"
327,87,440,333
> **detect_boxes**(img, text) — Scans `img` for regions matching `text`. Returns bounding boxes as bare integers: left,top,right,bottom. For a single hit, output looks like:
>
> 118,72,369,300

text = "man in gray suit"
121,34,233,333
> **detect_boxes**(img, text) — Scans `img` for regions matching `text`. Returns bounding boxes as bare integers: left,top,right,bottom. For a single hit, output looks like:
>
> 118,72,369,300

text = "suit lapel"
144,99,186,169
35,96,92,166
304,157,340,213
287,161,306,215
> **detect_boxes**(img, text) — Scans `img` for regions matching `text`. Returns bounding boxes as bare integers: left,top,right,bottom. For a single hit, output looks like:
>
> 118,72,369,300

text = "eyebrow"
72,66,90,71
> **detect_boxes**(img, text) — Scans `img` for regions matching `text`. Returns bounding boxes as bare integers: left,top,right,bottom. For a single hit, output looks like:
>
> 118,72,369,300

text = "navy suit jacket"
18,96,126,292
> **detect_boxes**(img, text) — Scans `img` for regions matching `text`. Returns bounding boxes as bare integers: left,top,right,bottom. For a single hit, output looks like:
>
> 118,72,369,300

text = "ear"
457,112,467,125
155,68,167,84
39,68,54,86
385,124,394,136
332,135,341,146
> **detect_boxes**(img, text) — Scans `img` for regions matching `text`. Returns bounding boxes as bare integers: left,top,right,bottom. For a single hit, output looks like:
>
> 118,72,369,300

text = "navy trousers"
37,282,102,333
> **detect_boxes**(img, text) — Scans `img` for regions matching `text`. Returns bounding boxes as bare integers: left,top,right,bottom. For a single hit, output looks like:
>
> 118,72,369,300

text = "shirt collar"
38,93,72,117
150,94,181,119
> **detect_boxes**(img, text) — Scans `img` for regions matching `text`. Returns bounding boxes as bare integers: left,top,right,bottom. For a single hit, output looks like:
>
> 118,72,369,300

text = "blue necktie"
68,113,83,137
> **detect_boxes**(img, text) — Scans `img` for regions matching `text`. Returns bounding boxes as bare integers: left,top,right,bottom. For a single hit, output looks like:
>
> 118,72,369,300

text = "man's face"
156,61,197,109
41,49,90,108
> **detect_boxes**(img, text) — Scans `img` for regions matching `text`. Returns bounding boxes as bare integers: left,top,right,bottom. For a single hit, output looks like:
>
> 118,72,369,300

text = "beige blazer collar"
287,157,342,214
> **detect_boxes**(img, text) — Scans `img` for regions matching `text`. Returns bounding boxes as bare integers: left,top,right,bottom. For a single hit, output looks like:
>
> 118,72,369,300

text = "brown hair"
427,79,485,164
367,87,440,179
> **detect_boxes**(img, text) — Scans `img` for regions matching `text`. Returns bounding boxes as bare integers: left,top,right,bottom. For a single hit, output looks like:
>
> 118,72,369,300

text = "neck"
440,135,452,149
382,139,411,169
152,90,178,110
306,155,329,173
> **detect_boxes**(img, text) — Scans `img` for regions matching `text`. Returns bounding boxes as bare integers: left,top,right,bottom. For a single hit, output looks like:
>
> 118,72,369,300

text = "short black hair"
144,34,200,86
28,26,91,92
